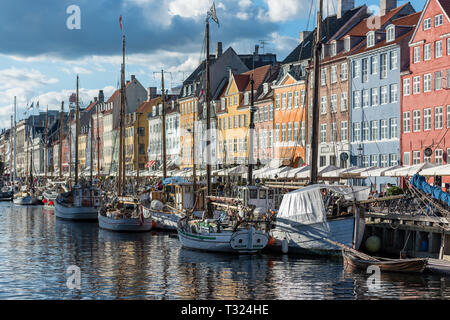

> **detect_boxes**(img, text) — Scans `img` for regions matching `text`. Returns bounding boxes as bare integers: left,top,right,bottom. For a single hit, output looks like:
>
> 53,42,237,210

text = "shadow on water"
0,203,449,299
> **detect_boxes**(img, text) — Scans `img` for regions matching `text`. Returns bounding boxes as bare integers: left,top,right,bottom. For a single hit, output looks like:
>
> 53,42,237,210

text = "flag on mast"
209,3,219,26
119,15,123,32
36,101,40,110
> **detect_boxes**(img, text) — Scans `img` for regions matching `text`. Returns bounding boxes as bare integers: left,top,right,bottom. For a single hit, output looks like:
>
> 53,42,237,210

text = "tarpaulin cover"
410,174,450,207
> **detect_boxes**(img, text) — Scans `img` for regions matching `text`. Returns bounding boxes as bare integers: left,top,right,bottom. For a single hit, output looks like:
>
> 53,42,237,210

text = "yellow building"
124,109,151,172
217,65,273,165
179,95,198,169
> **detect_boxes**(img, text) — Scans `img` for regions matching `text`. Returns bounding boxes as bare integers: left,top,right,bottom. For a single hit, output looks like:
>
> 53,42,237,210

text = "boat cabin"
237,186,281,211
173,182,206,212
72,185,101,207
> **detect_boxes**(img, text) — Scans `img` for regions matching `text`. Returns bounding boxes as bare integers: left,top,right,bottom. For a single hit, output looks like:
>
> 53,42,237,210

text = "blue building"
348,8,419,192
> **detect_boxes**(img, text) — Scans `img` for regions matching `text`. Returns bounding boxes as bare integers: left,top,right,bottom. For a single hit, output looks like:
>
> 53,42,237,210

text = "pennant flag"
198,88,205,103
209,3,219,26
119,15,123,31
36,101,40,109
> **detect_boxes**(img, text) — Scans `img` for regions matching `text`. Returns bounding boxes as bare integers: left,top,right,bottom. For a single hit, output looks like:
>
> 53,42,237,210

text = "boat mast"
13,97,16,185
30,118,33,190
69,108,72,182
75,75,80,186
45,105,48,179
247,75,255,185
9,115,12,184
309,0,323,185
59,101,64,179
96,105,101,182
161,70,167,180
90,117,94,185
118,35,126,196
205,15,212,198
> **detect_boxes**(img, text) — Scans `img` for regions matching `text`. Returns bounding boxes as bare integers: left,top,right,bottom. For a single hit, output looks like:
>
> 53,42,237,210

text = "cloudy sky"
0,0,423,129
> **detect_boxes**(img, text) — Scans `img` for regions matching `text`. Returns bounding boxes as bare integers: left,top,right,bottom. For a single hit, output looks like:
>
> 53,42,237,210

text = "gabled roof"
438,0,450,20
282,5,367,64
410,0,450,45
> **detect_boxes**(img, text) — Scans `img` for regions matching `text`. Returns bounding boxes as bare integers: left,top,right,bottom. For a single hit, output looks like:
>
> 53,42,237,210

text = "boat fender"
281,239,289,254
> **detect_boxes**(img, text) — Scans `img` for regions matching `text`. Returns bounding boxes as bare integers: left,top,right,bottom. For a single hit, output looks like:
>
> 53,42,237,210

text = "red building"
401,0,450,185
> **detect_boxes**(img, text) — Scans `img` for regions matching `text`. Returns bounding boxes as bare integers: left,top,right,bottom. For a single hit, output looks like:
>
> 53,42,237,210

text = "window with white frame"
362,58,369,82
281,123,286,141
264,105,268,121
403,78,410,96
300,122,305,142
353,60,360,78
294,91,299,108
353,122,361,142
381,86,388,104
300,90,305,107
403,112,411,132
436,40,443,58
391,51,398,70
275,124,280,142
390,118,397,138
269,104,273,120
331,65,338,83
371,87,379,106
287,92,292,109
281,93,287,109
353,91,361,108
330,42,336,56
387,26,395,42
424,18,431,30
371,155,378,167
371,56,378,74
341,121,348,141
345,37,351,52
390,153,398,166
321,68,327,86
436,149,444,165
390,84,398,103
424,108,432,130
447,105,450,128
435,71,443,90
361,90,369,108
371,120,379,140
367,32,375,47
424,44,431,61
362,156,369,168
413,76,421,94
425,152,432,163
362,121,369,141
381,154,388,167
413,151,421,165
287,122,292,141
294,122,299,142
381,120,388,140
331,122,337,142
341,63,348,80
320,124,327,143
381,53,387,79
341,92,348,111
321,96,327,114
448,38,450,56
331,94,337,113
275,94,280,109
435,14,443,27
424,73,432,92
413,46,420,63
403,152,410,166
435,106,443,129
413,110,421,132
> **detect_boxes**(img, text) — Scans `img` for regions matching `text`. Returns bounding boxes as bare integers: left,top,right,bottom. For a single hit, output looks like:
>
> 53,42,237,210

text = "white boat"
269,184,370,256
141,205,179,231
13,192,38,205
0,187,13,201
54,184,101,221
99,196,153,232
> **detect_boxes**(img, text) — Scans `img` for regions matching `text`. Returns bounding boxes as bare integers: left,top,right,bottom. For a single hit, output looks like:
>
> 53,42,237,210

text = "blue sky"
0,0,425,129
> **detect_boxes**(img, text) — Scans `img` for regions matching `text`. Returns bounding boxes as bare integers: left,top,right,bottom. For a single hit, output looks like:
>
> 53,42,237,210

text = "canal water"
0,202,449,300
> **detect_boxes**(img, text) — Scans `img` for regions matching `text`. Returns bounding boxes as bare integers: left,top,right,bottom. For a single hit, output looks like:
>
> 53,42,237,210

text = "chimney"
126,80,130,85
380,0,397,16
147,87,157,101
216,42,223,59
299,31,312,43
98,90,104,102
131,75,136,82
94,97,98,102
254,45,259,55
337,0,354,19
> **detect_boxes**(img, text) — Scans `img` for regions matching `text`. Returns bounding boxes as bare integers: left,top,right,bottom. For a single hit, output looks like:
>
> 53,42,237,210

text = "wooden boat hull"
13,196,38,205
54,199,99,221
177,227,269,254
342,249,427,273
98,214,152,232
270,215,364,256
142,206,179,231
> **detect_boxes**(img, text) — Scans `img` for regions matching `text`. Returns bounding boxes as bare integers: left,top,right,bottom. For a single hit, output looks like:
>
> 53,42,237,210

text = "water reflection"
0,202,448,299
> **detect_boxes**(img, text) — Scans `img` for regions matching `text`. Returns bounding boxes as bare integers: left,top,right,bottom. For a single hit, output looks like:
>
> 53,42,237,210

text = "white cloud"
264,0,307,22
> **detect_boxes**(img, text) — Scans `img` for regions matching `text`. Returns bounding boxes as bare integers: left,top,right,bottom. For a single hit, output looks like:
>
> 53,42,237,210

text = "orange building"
272,69,307,166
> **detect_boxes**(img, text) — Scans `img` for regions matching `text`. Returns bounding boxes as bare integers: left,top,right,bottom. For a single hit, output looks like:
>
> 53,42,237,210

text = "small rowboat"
342,249,427,274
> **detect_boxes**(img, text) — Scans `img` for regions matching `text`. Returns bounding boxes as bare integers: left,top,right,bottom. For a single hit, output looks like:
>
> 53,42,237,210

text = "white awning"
321,166,359,178
384,163,437,177
420,164,450,176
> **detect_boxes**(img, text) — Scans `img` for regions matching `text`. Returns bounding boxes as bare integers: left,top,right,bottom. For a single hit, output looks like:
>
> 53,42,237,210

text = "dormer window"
330,42,336,57
344,37,350,52
386,25,395,42
367,32,375,48
263,83,269,94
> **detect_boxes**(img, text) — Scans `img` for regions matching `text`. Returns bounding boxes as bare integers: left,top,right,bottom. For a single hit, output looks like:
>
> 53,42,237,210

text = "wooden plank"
365,212,449,224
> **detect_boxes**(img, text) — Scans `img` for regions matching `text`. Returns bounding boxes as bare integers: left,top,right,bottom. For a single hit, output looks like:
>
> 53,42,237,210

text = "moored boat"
54,184,101,220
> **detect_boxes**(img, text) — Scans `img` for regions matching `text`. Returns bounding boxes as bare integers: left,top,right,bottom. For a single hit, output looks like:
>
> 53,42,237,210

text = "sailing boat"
268,0,368,256
176,5,272,253
14,116,38,205
98,29,152,232
54,76,102,220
